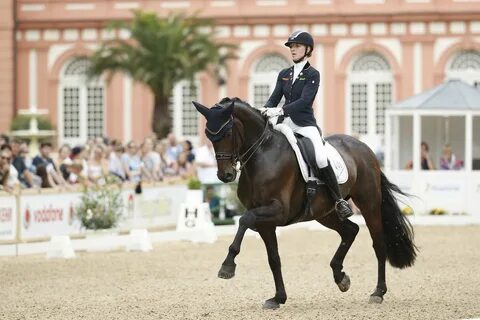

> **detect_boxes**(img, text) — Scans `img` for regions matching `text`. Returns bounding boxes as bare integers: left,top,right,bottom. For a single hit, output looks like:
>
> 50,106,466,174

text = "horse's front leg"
218,200,283,280
258,227,286,310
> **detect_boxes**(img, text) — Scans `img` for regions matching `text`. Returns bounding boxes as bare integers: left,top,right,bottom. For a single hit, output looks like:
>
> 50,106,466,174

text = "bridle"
207,114,270,172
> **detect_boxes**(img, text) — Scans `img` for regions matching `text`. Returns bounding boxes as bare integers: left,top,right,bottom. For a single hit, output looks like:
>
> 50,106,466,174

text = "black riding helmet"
285,30,314,50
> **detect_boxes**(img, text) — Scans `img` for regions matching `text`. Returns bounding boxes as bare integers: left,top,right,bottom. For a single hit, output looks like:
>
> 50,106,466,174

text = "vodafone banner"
0,194,17,241
19,193,83,240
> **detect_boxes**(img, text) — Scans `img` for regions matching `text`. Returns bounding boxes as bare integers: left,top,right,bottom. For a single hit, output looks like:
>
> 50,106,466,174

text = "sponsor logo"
0,208,12,223
33,206,64,223
24,207,30,229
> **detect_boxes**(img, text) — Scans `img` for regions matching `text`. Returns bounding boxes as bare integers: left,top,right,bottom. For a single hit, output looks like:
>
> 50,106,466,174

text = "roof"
390,79,480,110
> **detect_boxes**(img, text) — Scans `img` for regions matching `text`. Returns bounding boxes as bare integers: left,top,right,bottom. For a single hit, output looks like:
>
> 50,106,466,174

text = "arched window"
446,50,480,88
168,80,200,144
59,57,105,146
250,54,289,107
347,52,393,146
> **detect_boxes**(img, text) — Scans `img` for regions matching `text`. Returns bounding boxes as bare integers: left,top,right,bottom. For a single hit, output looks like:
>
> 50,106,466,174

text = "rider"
262,30,353,221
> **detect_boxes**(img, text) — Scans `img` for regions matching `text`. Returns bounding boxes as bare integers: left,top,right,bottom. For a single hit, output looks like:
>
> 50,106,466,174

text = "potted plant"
186,177,203,205
76,177,123,230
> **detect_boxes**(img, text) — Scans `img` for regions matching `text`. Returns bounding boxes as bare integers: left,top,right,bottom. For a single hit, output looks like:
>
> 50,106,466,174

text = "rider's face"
290,43,306,60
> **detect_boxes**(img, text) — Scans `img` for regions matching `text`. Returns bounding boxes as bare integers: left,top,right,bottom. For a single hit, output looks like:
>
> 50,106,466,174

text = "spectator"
195,139,220,184
182,140,195,163
0,144,13,191
175,152,196,179
405,141,435,170
11,139,35,188
440,143,464,170
32,142,65,187
122,141,142,183
155,140,176,177
108,142,126,181
87,145,109,184
57,144,72,180
141,138,161,181
166,133,182,162
205,185,220,218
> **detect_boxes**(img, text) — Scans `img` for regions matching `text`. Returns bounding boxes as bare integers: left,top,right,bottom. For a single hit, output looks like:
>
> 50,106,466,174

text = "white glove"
261,107,284,118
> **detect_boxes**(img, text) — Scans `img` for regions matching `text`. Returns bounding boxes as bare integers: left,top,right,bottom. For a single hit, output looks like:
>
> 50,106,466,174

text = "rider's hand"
262,107,284,118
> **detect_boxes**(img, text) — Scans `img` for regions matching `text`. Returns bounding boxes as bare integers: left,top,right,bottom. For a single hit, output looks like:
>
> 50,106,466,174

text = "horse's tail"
380,171,417,269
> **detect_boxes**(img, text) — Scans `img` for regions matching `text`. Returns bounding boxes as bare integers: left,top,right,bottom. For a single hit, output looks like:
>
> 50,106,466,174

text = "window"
348,52,393,152
446,50,480,86
169,81,200,143
250,54,289,107
59,57,105,146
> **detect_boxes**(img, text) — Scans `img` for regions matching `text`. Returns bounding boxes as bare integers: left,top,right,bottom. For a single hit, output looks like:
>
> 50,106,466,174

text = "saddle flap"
294,133,319,177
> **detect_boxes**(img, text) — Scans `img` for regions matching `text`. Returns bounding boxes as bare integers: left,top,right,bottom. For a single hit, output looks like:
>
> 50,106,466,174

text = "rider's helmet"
284,30,314,57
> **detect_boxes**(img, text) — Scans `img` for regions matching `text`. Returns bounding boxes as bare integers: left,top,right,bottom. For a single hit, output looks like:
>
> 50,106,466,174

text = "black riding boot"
318,162,354,221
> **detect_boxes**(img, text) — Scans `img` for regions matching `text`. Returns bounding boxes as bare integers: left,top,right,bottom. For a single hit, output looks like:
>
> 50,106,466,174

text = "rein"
213,116,270,172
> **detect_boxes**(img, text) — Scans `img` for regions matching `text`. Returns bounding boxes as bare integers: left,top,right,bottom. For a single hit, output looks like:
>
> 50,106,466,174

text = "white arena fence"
0,182,187,244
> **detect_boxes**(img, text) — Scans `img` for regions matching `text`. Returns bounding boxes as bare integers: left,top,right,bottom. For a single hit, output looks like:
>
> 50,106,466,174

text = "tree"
86,10,236,138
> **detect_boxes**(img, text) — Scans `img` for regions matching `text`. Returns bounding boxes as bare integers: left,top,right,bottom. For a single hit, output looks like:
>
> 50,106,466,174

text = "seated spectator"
182,140,195,163
155,140,176,177
87,145,109,184
57,144,72,180
0,144,13,191
175,152,196,179
71,146,89,180
405,141,435,170
32,142,64,187
11,138,35,188
122,141,142,183
108,142,126,181
141,138,161,182
440,144,464,170
166,133,182,162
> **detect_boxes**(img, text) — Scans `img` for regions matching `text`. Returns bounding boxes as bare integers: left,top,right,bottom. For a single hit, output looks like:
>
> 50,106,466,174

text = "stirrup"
335,199,354,220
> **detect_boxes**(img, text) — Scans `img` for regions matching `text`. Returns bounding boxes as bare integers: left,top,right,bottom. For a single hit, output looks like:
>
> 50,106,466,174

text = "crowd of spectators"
0,132,217,192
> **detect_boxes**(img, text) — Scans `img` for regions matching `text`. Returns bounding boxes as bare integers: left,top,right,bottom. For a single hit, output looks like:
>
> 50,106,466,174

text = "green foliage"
429,208,447,215
84,10,236,137
10,115,54,131
187,177,202,190
76,178,123,230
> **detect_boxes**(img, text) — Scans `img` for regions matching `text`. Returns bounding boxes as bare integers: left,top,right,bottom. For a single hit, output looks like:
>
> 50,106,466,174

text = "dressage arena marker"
176,202,217,243
126,229,153,252
46,235,75,259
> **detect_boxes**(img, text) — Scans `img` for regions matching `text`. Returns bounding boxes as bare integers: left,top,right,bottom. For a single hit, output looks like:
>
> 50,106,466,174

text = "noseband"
207,115,270,171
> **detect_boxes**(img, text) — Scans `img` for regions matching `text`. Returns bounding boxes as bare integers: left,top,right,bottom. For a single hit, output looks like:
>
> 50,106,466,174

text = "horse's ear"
222,100,234,116
192,101,209,118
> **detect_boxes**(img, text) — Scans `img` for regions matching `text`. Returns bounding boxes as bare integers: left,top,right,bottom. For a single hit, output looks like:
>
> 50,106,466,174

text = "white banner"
120,185,188,229
19,193,83,240
0,195,17,241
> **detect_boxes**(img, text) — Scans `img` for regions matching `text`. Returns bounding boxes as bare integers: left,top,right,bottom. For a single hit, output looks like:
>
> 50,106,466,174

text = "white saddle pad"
273,122,348,184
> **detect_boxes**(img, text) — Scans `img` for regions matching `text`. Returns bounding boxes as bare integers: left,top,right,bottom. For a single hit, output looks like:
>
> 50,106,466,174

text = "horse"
192,97,417,310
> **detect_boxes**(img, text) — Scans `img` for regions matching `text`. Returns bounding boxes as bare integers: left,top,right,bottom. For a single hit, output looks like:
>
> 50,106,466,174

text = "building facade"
1,0,480,147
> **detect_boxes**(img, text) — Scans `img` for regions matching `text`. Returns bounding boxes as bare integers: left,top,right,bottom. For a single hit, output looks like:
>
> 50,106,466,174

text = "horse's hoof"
337,274,351,292
217,264,236,279
368,295,384,304
262,299,280,310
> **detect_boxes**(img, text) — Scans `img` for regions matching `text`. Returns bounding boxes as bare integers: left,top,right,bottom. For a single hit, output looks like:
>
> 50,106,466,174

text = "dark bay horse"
193,97,417,309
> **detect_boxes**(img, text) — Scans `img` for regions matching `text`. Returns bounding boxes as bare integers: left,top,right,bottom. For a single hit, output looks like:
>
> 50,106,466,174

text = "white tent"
385,79,480,215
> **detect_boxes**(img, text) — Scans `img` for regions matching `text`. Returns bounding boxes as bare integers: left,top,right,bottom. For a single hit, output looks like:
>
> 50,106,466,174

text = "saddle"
272,122,348,184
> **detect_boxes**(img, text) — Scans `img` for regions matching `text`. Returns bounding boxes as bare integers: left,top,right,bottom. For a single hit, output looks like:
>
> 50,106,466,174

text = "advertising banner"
0,195,17,241
19,193,83,240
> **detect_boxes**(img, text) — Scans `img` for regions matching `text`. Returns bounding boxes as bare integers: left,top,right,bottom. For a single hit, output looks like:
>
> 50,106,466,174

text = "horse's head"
193,99,238,183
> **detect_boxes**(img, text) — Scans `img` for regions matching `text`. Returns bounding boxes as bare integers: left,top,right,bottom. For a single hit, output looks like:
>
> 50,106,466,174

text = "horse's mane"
218,97,263,117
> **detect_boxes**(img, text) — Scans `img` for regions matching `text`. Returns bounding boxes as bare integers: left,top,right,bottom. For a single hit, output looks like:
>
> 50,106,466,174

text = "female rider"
262,30,353,220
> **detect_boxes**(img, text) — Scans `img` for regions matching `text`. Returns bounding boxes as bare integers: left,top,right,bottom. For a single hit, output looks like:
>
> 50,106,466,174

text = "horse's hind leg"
317,214,359,292
258,227,287,310
352,194,387,303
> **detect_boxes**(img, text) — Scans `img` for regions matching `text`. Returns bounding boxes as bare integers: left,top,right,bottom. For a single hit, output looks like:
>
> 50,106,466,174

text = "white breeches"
283,117,328,169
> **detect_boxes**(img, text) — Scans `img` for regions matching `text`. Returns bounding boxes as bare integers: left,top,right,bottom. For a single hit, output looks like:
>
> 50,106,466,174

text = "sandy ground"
0,225,479,320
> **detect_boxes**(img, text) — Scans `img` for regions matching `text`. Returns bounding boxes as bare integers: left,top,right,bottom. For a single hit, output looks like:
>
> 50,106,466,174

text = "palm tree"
86,10,236,138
